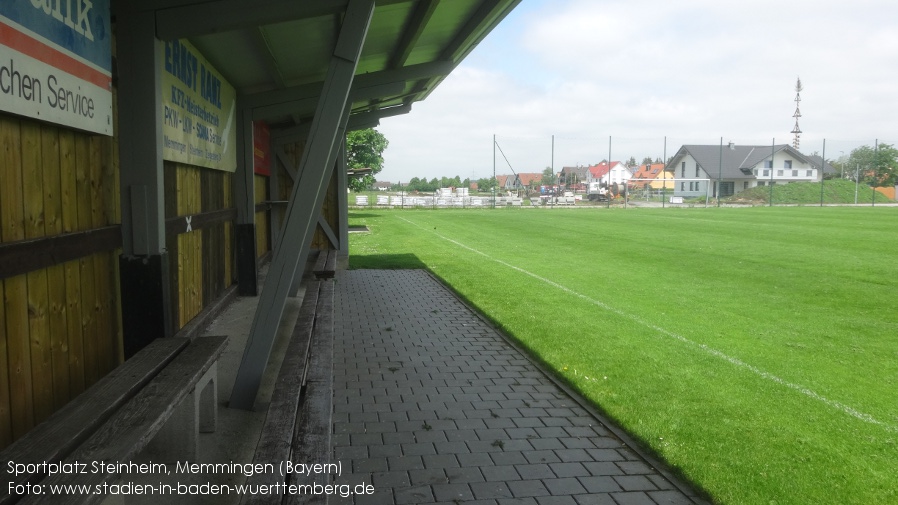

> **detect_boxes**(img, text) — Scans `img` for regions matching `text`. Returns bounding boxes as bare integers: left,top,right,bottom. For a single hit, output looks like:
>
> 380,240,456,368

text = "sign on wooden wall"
0,0,113,135
161,39,237,172
253,120,270,176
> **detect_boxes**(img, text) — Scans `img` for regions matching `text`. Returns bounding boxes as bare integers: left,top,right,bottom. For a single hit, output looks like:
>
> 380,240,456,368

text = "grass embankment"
723,178,893,205
348,207,898,505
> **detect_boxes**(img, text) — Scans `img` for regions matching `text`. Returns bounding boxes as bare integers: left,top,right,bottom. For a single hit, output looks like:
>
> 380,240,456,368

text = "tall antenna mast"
791,76,803,149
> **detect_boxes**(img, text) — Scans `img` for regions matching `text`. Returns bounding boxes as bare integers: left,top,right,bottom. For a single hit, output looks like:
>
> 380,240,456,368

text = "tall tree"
540,166,557,186
847,143,898,187
346,128,389,192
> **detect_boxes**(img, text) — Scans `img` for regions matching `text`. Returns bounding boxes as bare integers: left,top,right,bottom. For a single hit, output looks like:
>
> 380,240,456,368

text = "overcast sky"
375,0,898,184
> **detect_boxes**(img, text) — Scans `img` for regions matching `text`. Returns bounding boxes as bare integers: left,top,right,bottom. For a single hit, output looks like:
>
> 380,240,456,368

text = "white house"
668,144,819,198
586,161,632,187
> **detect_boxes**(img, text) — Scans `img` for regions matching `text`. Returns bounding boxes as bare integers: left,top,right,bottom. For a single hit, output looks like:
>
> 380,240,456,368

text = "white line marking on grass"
397,215,898,433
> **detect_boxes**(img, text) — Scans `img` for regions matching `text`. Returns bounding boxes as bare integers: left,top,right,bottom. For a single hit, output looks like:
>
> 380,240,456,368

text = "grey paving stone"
648,490,698,504
515,464,555,480
507,479,551,498
543,477,588,496
371,471,410,488
549,462,590,478
614,475,659,492
394,485,434,504
432,482,475,502
333,271,698,505
481,465,522,482
422,453,460,469
470,481,514,499
609,491,657,505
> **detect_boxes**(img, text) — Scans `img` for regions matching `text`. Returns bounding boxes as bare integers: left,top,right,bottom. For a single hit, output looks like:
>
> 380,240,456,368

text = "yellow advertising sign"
161,39,236,171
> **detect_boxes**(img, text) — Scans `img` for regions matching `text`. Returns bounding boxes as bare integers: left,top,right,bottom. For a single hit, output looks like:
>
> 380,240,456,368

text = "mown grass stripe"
396,213,898,434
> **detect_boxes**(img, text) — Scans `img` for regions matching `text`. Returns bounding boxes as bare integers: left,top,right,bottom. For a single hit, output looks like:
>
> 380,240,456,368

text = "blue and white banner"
0,0,113,135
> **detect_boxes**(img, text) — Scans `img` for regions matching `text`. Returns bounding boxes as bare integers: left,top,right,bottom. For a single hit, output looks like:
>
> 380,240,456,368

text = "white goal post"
626,177,713,206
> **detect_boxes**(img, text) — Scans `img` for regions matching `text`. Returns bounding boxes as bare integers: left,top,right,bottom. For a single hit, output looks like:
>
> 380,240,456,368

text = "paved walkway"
331,269,706,505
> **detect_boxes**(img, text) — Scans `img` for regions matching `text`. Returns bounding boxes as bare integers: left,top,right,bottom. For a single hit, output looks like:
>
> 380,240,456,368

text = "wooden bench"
2,335,227,505
240,279,334,505
312,249,337,279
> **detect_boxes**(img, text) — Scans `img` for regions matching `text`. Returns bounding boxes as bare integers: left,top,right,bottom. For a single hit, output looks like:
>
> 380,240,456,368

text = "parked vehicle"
586,182,627,201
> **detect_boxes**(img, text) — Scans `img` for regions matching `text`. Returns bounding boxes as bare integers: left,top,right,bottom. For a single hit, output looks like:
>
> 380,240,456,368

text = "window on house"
763,169,769,177
681,182,685,191
758,181,765,186
764,160,773,168
681,162,685,178
720,182,734,197
777,170,783,176
792,170,798,177
784,160,792,169
807,169,813,176
695,165,700,177
744,181,749,189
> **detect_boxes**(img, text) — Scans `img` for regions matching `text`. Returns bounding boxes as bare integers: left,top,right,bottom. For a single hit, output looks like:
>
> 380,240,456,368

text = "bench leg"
146,362,218,461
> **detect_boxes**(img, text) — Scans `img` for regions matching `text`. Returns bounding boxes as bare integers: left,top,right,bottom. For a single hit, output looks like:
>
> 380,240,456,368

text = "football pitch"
347,206,898,505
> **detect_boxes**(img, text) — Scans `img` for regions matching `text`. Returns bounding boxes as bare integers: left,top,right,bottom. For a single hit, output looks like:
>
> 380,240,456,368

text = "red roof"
630,163,665,179
587,161,622,179
515,173,543,186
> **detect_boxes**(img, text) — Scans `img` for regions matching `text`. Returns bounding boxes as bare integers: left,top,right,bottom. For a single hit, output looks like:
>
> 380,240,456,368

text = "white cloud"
377,0,898,183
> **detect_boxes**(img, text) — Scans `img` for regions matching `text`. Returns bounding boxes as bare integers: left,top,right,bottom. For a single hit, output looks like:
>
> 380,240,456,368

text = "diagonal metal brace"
229,0,374,410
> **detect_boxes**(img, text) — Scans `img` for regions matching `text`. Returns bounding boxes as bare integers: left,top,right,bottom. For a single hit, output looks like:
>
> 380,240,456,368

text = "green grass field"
348,206,898,505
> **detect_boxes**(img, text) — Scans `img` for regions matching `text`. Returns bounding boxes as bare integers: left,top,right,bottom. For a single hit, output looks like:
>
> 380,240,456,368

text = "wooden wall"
255,174,270,259
274,140,338,251
0,114,121,447
164,163,235,332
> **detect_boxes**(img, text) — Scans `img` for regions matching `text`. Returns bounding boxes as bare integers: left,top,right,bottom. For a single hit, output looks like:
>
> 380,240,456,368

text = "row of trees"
836,143,898,188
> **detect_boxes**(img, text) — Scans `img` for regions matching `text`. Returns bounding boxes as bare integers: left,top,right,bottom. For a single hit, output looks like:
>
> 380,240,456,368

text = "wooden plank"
39,125,70,412
324,250,337,276
0,337,190,503
74,134,99,387
0,279,11,448
0,226,123,280
21,121,55,424
223,174,233,288
285,280,335,505
177,166,186,328
240,283,320,505
164,207,236,237
59,132,85,397
1,117,36,441
4,275,33,441
27,336,228,505
89,135,114,377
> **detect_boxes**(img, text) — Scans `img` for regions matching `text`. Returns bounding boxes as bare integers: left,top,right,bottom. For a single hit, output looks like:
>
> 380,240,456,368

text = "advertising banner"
0,0,113,135
161,39,236,172
253,120,270,176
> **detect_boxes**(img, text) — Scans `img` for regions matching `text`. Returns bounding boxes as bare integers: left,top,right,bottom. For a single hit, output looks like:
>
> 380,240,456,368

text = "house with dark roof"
501,172,543,190
560,165,589,186
668,144,819,198
805,155,839,178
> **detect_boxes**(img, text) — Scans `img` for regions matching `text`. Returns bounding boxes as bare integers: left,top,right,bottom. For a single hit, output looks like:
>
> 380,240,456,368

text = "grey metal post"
230,0,374,410
769,138,775,206
819,139,826,206
662,136,667,208
337,138,349,256
115,9,173,355
717,137,723,206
